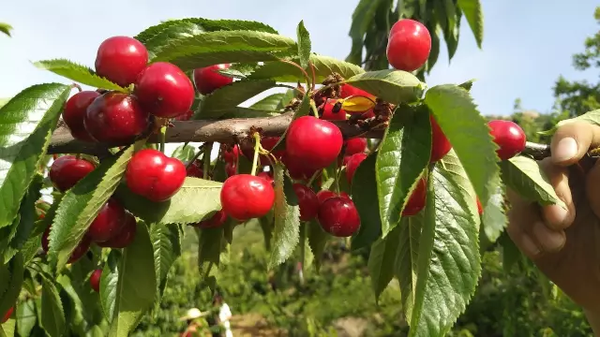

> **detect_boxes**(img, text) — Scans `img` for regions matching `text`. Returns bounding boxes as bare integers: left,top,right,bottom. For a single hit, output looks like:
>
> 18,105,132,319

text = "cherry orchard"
0,16,574,337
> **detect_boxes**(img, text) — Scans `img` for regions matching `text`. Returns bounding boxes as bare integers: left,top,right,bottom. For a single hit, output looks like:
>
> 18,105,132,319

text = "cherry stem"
309,100,320,119
71,83,82,93
159,126,167,153
202,143,213,180
309,62,317,91
250,133,262,176
281,59,311,89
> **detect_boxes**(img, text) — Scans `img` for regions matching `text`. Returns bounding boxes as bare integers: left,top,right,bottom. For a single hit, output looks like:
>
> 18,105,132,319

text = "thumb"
550,121,600,166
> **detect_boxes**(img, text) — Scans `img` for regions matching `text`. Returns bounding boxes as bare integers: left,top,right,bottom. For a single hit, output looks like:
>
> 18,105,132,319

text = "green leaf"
457,0,484,48
351,154,381,251
499,156,564,207
170,144,197,162
196,222,230,275
296,21,311,69
480,184,507,249
195,80,277,119
424,84,500,208
0,83,71,228
150,223,182,301
268,163,301,269
368,225,401,302
376,105,431,237
16,299,36,337
541,109,600,136
0,254,23,321
0,319,14,337
345,70,425,104
104,221,156,337
49,143,139,270
259,212,274,251
40,280,66,337
0,23,12,37
346,0,386,65
100,251,119,323
33,60,127,92
248,55,365,83
249,93,289,111
152,30,297,70
115,177,222,225
307,220,328,272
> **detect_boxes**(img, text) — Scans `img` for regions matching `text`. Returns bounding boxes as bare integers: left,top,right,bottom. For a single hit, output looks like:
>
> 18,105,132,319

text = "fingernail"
553,137,578,162
545,204,569,228
521,234,541,257
533,221,565,252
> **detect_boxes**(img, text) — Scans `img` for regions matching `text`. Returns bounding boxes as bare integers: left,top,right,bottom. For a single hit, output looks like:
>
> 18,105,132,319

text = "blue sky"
0,0,598,116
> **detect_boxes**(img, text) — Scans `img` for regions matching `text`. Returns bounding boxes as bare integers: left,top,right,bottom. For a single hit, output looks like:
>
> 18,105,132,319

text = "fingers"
538,158,576,230
551,121,600,166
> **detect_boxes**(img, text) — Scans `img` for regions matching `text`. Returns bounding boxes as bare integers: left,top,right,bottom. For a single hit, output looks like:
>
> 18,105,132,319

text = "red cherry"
476,198,483,215
316,190,338,205
1,307,13,323
403,177,427,216
286,116,343,170
125,149,186,202
344,138,367,156
257,171,274,187
225,162,237,177
87,198,126,243
340,84,373,99
193,64,234,95
223,144,240,163
134,62,195,118
281,152,318,181
186,160,204,178
90,269,102,293
430,115,452,162
220,174,275,221
63,91,100,141
386,19,432,72
84,92,150,143
68,235,92,264
317,197,361,237
488,120,527,160
322,100,347,121
95,36,148,87
292,184,319,221
96,212,137,249
196,210,228,229
49,156,95,192
346,153,368,184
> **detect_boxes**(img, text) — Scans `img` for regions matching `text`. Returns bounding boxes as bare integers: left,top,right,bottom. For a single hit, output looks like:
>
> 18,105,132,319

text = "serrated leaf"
0,319,14,337
0,83,71,228
150,223,181,301
196,220,231,276
351,154,381,251
49,143,140,270
307,220,328,272
40,280,66,337
457,0,484,48
100,251,119,323
0,254,23,322
195,80,277,119
268,164,301,269
152,30,297,70
296,21,311,69
0,23,12,37
115,177,222,225
368,225,401,302
376,105,431,237
249,93,288,111
345,70,425,104
104,222,156,337
16,299,36,337
346,0,386,65
170,144,197,162
34,60,127,92
499,156,564,207
424,84,499,208
248,55,365,83
480,184,507,250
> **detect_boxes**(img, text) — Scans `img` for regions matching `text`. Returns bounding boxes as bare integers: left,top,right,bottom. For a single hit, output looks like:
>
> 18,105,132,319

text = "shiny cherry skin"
477,198,483,215
196,210,228,229
134,62,195,118
286,116,343,170
344,138,367,156
49,156,95,192
90,269,102,293
186,160,204,178
96,212,137,249
430,115,452,162
87,198,126,243
316,190,351,205
386,19,432,72
193,64,234,95
318,197,361,237
403,177,427,216
63,91,100,141
346,153,368,184
84,92,150,143
257,171,274,187
175,109,194,121
125,149,186,202
1,307,13,323
225,162,237,177
281,152,319,181
292,184,319,221
488,120,527,160
95,36,148,87
340,84,373,99
42,225,89,262
322,100,347,121
220,174,275,221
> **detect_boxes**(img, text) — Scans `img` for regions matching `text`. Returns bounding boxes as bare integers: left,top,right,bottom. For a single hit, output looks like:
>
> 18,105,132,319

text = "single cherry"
257,171,274,187
292,184,319,221
1,307,13,323
403,177,427,216
488,120,526,160
193,64,234,95
223,144,240,163
286,116,343,170
84,92,150,143
322,100,347,121
134,62,195,118
225,162,237,177
96,212,137,249
63,91,100,141
316,190,350,205
95,36,148,87
125,149,186,202
49,156,95,192
386,19,432,72
340,84,374,99
87,198,126,243
186,160,204,178
430,115,452,162
220,174,275,221
196,210,228,229
346,153,368,184
90,269,102,293
344,138,367,156
318,197,361,237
